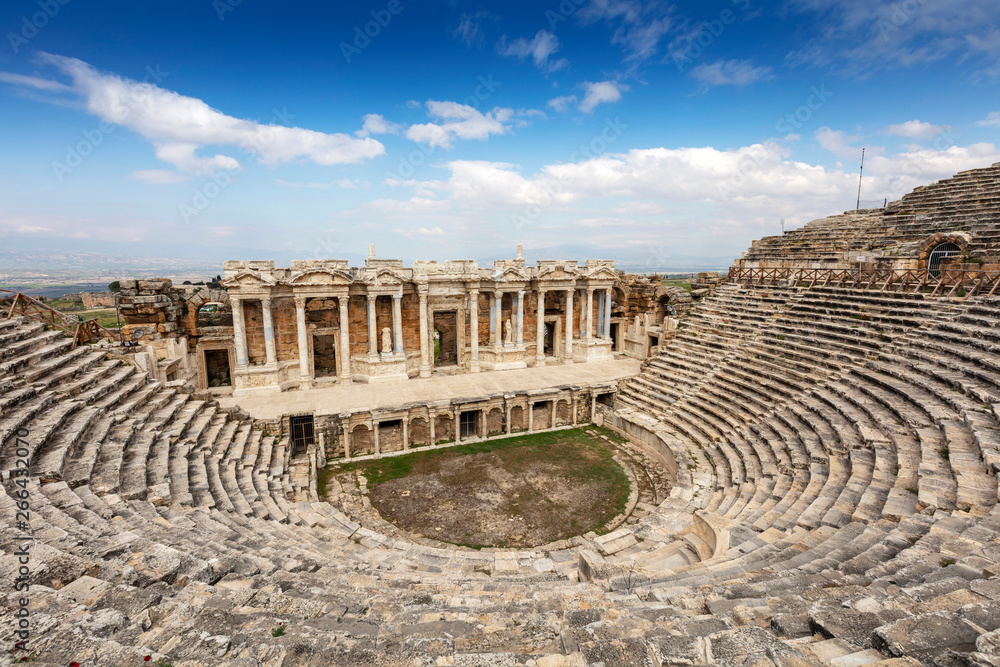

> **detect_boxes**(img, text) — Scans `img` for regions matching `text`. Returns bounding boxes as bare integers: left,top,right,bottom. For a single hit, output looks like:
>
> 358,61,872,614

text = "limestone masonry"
4,162,1000,665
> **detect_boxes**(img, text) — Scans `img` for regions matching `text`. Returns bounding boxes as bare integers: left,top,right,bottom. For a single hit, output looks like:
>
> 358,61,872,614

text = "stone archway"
917,233,970,275
486,408,504,436
351,423,373,456
409,417,429,446
509,405,525,433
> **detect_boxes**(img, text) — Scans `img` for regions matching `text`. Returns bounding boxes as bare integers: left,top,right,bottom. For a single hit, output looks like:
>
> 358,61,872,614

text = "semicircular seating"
5,266,1000,664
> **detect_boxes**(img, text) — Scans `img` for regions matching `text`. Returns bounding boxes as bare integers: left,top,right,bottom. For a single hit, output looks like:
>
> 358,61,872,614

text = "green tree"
108,281,121,293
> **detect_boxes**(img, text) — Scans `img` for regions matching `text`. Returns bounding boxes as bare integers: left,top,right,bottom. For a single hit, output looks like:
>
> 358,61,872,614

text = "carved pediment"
366,268,407,286
584,267,620,281
536,264,579,281
497,266,529,282
286,268,354,286
222,270,276,289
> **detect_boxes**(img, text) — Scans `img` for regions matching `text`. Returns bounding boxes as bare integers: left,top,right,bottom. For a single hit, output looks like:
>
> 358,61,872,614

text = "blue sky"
1,0,999,269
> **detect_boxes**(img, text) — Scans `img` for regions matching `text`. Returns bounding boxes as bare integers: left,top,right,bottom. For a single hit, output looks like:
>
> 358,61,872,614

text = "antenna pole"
856,147,865,210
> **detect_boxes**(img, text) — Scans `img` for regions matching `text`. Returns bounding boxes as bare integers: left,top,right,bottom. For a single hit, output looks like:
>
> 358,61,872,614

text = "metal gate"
459,411,478,440
289,415,315,456
928,242,962,277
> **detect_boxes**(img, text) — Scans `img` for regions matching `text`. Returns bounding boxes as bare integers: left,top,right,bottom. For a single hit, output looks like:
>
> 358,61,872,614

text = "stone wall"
117,279,183,335
82,291,116,308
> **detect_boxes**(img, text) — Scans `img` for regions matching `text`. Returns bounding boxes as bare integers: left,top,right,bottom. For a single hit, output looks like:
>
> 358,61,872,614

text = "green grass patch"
338,426,621,485
331,426,631,542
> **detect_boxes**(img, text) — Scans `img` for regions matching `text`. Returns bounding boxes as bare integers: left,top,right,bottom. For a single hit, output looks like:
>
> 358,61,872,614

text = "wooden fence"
727,267,1000,297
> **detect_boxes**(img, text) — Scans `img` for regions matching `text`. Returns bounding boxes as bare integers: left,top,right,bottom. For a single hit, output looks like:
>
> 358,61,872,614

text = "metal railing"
727,267,1000,298
0,289,119,349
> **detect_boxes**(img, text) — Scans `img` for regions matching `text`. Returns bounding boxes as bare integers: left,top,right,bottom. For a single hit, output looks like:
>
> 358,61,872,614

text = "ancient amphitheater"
4,163,1000,667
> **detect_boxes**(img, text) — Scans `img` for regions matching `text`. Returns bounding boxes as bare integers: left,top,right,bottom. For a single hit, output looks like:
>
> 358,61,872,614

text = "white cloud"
130,169,190,184
786,0,1000,80
276,179,331,189
326,139,1000,264
690,59,774,88
355,113,402,138
0,72,73,93
497,30,569,73
815,127,862,158
0,53,384,176
884,120,947,139
15,224,54,234
453,11,499,48
398,226,445,237
392,141,1000,233
547,95,578,113
580,81,627,113
977,112,1000,127
577,0,675,63
405,101,515,149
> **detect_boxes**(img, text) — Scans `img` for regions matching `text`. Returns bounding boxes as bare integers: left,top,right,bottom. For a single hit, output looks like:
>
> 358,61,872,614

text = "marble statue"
504,318,513,346
381,327,393,354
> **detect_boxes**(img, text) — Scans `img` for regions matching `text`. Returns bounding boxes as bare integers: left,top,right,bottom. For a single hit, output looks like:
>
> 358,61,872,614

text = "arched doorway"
927,242,962,277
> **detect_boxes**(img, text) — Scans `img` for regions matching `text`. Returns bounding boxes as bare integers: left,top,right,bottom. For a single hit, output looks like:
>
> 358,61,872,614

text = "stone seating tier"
4,272,1000,665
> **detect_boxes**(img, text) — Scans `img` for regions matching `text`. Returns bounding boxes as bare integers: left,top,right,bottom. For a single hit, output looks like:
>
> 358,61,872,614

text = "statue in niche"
381,327,393,354
504,318,513,346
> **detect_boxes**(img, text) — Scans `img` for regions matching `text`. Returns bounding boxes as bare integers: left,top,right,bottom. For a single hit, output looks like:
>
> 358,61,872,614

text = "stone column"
294,296,310,384
373,420,380,456
535,289,546,366
505,404,512,435
261,297,277,365
469,288,480,373
366,295,377,357
338,295,351,381
429,412,436,445
232,296,248,366
551,401,558,429
528,402,534,432
572,395,578,425
489,292,499,346
516,290,525,346
392,293,403,355
479,410,487,439
402,417,409,451
418,287,431,378
341,421,351,460
596,291,605,340
586,288,595,340
604,289,613,338
565,289,574,361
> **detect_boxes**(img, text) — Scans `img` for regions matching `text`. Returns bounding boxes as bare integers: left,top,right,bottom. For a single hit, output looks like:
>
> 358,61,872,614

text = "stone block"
873,612,981,659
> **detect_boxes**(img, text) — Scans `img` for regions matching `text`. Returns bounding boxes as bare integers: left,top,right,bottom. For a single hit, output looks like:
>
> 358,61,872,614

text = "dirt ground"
338,428,630,549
